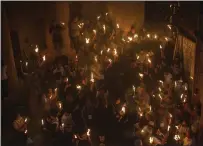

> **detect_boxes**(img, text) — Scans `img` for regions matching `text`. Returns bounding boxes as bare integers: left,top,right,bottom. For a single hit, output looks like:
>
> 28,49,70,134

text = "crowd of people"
9,12,202,146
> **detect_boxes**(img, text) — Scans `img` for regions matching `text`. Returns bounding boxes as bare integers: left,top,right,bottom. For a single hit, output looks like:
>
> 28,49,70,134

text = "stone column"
2,8,18,97
55,2,74,58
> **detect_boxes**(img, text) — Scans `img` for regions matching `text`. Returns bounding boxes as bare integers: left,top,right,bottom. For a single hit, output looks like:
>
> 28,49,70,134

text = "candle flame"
43,55,46,61
167,24,172,30
103,25,106,33
101,50,103,55
117,23,119,28
181,94,183,99
93,29,96,34
41,119,44,125
154,34,158,39
26,62,28,66
148,58,151,64
113,49,117,56
147,34,150,38
90,72,94,83
97,15,101,20
74,135,77,139
25,118,28,123
25,129,28,134
128,37,133,41
167,125,171,131
85,38,90,44
158,94,162,100
134,34,138,38
107,48,110,52
174,135,180,141
121,106,126,113
35,46,39,53
132,85,135,91
139,73,144,78
165,37,169,41
87,129,91,136
76,85,81,90
149,137,154,144
137,55,140,59
160,45,162,49
94,56,98,62
108,59,112,63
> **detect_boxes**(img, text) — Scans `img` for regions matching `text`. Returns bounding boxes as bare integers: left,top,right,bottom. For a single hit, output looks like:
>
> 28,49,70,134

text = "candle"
103,25,106,33
76,85,82,90
35,45,39,53
167,125,171,131
87,129,91,136
41,119,44,126
90,72,94,83
94,56,98,62
93,29,96,34
149,137,154,144
85,38,90,44
134,34,138,38
154,34,158,39
43,55,46,61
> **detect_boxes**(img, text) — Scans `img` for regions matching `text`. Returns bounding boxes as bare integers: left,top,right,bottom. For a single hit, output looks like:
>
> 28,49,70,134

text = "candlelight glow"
181,94,183,99
74,135,77,139
148,58,151,64
117,24,119,28
43,55,46,61
76,85,82,90
97,15,101,20
103,25,106,33
113,49,117,56
165,37,169,41
174,135,180,141
35,46,39,53
108,59,112,63
128,37,133,41
94,56,98,62
167,125,171,131
25,129,28,134
132,85,135,92
149,137,154,144
90,72,94,83
41,119,44,125
167,24,172,30
121,106,126,113
154,34,158,39
158,94,162,100
25,118,28,123
139,73,144,78
26,62,28,66
160,45,162,49
134,34,138,38
85,38,90,44
147,34,150,38
87,129,91,136
93,29,96,34
107,48,110,52
101,50,103,55
137,55,140,60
